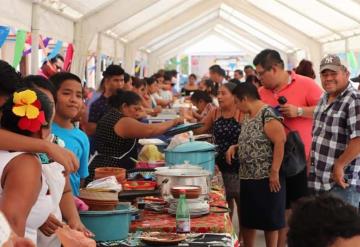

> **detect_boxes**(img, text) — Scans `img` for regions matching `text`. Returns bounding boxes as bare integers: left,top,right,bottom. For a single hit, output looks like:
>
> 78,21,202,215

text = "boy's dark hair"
229,78,241,85
202,79,216,96
42,54,64,66
190,90,212,104
49,72,82,93
189,74,197,80
124,73,131,83
163,74,172,82
288,195,360,247
0,60,21,96
233,82,260,100
108,89,141,109
223,82,238,93
244,65,254,71
234,69,243,76
253,49,284,70
145,77,156,86
153,73,164,81
245,75,261,85
102,64,125,79
22,75,56,97
133,79,146,89
209,65,226,77
1,88,53,136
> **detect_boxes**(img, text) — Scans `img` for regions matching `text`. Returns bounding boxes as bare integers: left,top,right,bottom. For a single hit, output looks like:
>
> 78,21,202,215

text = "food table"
96,171,239,247
130,189,233,234
91,136,238,246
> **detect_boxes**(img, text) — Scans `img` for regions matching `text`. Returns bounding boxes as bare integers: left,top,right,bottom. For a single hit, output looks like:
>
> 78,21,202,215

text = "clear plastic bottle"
176,190,191,233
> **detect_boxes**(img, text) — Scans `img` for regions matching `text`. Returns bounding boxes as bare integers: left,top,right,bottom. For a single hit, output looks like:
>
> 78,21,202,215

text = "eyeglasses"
256,67,272,77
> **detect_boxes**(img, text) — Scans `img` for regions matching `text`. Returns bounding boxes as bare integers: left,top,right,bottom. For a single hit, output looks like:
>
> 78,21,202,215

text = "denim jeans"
328,185,360,208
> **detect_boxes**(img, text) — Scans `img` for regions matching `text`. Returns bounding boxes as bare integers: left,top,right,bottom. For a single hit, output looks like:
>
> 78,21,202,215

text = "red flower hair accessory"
12,89,47,132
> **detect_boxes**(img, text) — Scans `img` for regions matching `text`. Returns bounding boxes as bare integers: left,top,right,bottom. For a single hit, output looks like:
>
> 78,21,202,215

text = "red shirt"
259,71,323,158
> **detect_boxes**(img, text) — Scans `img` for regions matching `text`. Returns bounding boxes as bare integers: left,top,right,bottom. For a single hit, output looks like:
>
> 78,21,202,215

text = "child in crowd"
190,90,216,122
159,75,174,102
49,72,90,196
146,77,171,108
0,60,79,173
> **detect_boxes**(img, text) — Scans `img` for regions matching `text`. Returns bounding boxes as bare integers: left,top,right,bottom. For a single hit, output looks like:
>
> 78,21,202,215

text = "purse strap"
261,106,292,132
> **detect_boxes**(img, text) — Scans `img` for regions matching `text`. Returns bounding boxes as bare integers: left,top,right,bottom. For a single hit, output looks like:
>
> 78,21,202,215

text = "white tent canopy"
1,0,360,80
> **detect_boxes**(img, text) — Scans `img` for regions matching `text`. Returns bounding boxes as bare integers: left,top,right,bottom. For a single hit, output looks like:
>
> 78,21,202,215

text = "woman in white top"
0,88,55,243
21,76,92,246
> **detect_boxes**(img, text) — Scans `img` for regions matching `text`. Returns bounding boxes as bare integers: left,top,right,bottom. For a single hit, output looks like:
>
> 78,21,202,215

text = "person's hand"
46,143,79,175
39,214,63,236
179,108,194,121
154,106,162,114
226,145,238,164
269,169,281,192
172,117,184,126
4,233,35,247
279,104,298,118
332,163,349,189
68,219,94,238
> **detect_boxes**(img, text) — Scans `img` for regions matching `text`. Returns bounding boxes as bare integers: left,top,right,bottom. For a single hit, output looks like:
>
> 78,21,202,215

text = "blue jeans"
328,185,360,208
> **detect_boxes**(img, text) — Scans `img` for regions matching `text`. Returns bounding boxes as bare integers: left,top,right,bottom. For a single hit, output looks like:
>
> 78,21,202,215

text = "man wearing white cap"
309,54,360,207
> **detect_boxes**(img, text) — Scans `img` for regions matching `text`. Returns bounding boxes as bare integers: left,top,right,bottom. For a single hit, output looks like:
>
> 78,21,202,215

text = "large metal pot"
155,168,211,199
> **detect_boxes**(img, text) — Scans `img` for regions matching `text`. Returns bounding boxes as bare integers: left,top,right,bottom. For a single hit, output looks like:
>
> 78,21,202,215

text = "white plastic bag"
86,176,122,192
167,132,190,150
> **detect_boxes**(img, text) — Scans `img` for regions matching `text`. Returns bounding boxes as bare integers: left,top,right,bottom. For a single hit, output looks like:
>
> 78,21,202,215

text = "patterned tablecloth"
130,173,239,246
130,190,232,234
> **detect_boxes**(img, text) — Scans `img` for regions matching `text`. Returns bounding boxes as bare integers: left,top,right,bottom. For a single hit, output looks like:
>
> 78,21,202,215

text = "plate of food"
123,181,157,191
140,232,186,245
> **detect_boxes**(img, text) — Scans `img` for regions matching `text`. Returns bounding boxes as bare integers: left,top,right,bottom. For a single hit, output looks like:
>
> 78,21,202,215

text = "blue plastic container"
79,204,137,241
165,141,216,175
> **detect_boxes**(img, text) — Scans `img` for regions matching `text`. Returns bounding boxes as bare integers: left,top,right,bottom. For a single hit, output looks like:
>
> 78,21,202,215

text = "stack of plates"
168,198,209,217
79,189,119,211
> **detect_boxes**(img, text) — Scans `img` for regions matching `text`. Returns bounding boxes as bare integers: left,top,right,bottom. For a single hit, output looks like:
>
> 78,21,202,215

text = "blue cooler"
164,141,215,175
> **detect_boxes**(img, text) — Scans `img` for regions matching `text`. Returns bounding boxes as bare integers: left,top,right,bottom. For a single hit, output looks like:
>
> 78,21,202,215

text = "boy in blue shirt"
49,72,90,196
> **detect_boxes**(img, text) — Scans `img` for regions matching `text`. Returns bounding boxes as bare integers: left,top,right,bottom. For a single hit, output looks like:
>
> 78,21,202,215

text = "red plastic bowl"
123,181,157,191
136,161,165,169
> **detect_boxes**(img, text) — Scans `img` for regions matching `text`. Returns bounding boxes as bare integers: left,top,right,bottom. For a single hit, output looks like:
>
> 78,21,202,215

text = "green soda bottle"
176,190,191,233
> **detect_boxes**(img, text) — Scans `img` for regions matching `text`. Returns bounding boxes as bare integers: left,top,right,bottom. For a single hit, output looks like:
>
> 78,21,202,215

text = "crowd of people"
0,47,359,247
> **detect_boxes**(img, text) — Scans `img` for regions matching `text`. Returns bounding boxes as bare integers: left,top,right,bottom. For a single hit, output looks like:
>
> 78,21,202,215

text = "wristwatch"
297,107,304,117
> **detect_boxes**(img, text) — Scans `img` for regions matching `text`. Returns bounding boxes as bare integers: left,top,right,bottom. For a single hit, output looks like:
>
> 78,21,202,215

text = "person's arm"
192,110,202,121
0,129,79,174
60,177,93,237
332,98,360,188
279,80,322,119
264,119,286,193
114,117,183,139
0,154,42,236
226,144,239,165
86,102,100,136
193,108,216,134
155,98,170,108
85,123,97,136
279,104,316,118
79,134,90,188
333,137,360,189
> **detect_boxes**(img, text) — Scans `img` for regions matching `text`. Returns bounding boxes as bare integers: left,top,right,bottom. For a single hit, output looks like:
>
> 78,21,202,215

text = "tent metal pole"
31,1,40,74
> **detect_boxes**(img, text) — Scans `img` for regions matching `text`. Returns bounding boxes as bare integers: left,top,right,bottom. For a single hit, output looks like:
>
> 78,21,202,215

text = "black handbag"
262,109,306,177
